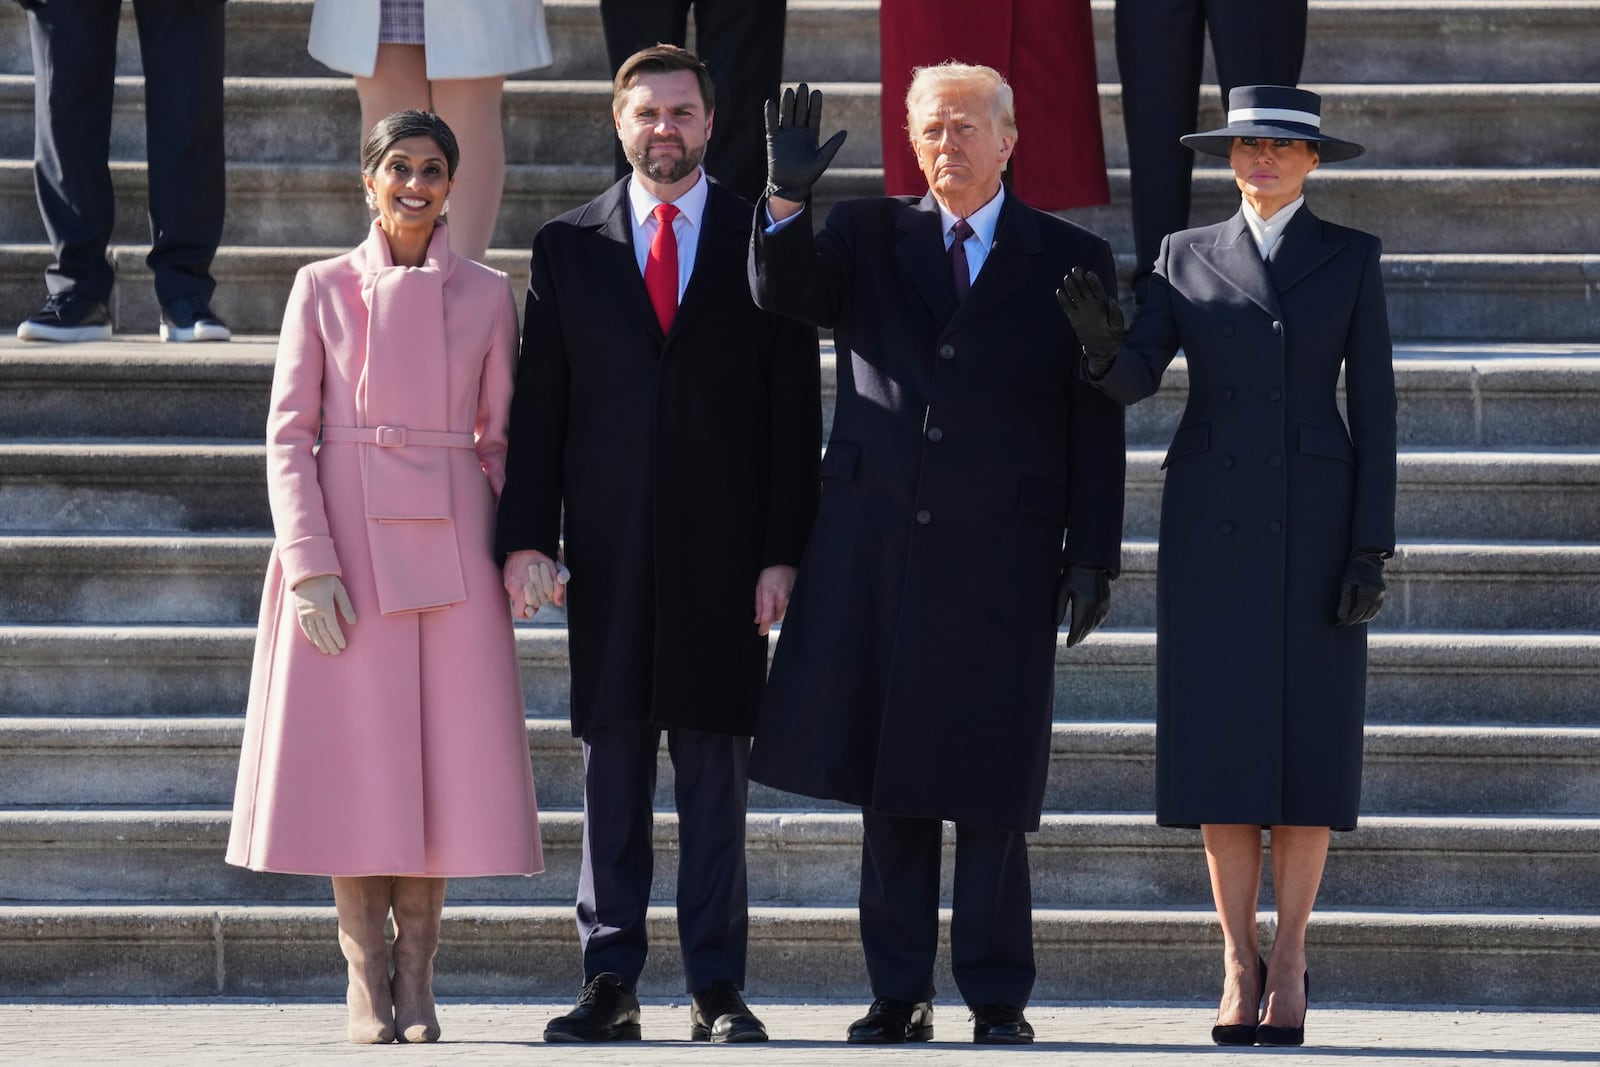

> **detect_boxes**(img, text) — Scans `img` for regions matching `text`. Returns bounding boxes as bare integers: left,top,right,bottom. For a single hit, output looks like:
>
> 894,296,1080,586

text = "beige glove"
503,549,570,620
293,574,357,654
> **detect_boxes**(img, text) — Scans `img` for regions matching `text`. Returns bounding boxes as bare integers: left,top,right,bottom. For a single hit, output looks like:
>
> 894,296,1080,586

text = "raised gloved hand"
1334,549,1387,627
293,574,357,655
503,548,569,620
1055,267,1125,379
765,82,848,203
1057,563,1112,647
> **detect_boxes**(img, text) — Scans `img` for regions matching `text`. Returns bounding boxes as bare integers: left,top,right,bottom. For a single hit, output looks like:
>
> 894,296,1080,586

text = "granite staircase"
0,0,1596,1006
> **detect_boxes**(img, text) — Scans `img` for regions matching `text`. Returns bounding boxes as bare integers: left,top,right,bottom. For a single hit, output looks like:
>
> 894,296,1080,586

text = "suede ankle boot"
391,876,447,1043
331,876,396,1044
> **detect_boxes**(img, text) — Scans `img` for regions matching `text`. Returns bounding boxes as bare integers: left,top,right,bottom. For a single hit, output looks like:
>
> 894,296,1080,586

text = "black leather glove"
1334,549,1387,627
1055,267,1125,379
764,83,848,203
1057,563,1112,647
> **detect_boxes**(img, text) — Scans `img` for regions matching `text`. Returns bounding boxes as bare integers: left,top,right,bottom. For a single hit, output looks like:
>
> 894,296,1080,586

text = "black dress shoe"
971,1004,1034,1044
543,973,642,1042
689,981,768,1043
1256,969,1310,1047
1211,955,1268,1046
846,998,933,1044
17,292,113,343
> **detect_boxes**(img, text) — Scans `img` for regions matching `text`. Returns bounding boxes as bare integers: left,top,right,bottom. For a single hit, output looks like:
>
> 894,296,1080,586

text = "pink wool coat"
227,222,543,877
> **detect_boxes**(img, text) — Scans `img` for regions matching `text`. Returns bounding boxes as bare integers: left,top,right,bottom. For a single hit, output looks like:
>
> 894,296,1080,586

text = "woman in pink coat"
226,110,542,1045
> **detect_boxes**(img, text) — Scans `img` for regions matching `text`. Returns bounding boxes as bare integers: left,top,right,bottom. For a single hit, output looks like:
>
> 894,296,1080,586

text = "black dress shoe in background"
159,296,232,342
17,292,113,342
972,1004,1034,1044
846,998,934,1044
689,981,768,1043
543,972,642,1042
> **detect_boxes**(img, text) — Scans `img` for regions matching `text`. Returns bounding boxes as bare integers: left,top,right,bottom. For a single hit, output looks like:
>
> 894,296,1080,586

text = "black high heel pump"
1256,969,1310,1047
1210,956,1268,1046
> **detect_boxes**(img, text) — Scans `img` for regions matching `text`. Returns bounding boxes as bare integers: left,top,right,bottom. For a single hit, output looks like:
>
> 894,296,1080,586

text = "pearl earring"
442,198,451,215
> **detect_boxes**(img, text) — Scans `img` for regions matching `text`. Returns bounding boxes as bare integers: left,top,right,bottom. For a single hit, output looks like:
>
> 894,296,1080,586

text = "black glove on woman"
1055,267,1124,379
1334,548,1388,627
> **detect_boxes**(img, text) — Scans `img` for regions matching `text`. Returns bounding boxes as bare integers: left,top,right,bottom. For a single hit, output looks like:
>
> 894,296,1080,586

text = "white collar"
1241,195,1305,258
936,184,1005,248
628,168,709,229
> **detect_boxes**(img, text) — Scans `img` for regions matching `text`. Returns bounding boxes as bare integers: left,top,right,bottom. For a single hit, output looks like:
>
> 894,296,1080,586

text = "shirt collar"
628,168,709,230
1241,195,1305,252
937,184,1005,249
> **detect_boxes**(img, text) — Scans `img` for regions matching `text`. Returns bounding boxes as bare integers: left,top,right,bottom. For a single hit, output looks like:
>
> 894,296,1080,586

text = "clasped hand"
293,574,357,655
765,82,848,205
503,549,569,620
1055,267,1125,378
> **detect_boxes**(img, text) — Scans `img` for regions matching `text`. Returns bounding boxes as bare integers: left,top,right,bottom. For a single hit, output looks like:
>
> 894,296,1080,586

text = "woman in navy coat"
1059,86,1396,1048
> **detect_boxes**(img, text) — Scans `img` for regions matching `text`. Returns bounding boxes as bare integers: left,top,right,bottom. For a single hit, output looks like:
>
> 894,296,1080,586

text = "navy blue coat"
1094,204,1396,830
746,190,1127,832
495,177,821,738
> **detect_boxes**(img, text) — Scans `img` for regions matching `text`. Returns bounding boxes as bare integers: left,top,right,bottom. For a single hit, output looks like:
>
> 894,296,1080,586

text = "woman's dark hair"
360,110,460,179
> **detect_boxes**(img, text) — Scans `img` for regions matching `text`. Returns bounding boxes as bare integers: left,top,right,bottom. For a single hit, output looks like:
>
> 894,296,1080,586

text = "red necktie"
949,217,974,301
645,202,681,333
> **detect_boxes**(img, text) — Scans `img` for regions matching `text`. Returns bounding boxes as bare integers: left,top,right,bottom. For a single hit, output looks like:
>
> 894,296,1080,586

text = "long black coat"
746,191,1126,832
495,177,820,738
1094,205,1396,830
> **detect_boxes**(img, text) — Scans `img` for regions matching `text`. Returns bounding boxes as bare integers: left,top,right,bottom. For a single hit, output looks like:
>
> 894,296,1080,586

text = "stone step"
4,534,1596,630
4,809,1598,913
3,76,1596,173
3,902,1595,1005
4,437,1593,540
5,159,1595,257
5,716,1597,816
4,1,1596,88
10,339,1600,449
6,243,1593,340
1,625,1595,725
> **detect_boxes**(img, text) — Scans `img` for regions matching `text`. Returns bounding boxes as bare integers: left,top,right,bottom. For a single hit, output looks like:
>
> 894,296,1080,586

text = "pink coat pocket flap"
367,517,467,614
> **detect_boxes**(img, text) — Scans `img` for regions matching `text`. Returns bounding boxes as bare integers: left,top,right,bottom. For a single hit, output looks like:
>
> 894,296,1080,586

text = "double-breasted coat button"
1221,456,1235,469
1221,388,1234,402
1219,521,1234,534
1268,454,1283,468
916,509,932,525
1272,321,1283,335
926,426,943,442
1268,387,1283,401
939,344,956,359
1269,520,1283,534
1220,323,1235,337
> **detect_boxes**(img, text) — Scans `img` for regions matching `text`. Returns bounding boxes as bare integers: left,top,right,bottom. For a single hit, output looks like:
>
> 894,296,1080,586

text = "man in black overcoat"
495,45,820,1045
748,65,1126,1044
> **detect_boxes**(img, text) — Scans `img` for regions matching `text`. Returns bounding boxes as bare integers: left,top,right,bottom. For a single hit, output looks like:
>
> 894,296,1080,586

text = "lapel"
669,179,746,338
895,191,958,324
1192,211,1281,319
577,177,665,340
1266,205,1346,296
947,190,1042,334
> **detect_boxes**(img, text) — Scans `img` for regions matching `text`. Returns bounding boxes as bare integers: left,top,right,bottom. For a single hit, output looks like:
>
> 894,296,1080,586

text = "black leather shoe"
17,292,112,343
972,1004,1034,1044
1256,969,1310,1047
1211,956,1268,1046
689,981,768,1043
846,998,933,1044
543,973,642,1042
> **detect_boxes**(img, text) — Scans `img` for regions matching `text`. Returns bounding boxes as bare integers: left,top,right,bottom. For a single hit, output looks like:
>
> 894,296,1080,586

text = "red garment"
879,0,1109,210
645,202,680,333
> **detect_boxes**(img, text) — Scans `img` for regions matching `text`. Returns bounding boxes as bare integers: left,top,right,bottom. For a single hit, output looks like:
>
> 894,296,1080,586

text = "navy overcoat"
1093,204,1396,830
746,190,1127,832
495,177,821,738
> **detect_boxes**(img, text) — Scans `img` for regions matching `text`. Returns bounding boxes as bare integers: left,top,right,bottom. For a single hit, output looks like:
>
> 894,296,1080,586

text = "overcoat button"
1268,387,1282,401
927,426,943,442
1272,321,1283,335
916,509,932,525
1219,521,1234,534
1221,388,1234,402
939,344,956,359
1269,520,1283,534
1220,324,1235,337
1268,454,1283,468
1221,456,1235,470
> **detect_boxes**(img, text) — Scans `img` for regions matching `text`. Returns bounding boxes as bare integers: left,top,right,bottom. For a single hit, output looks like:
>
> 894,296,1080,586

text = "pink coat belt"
320,424,476,449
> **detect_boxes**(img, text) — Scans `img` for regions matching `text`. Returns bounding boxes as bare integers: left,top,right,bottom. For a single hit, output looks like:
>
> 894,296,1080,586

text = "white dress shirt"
937,184,1005,288
628,169,709,303
1241,195,1305,260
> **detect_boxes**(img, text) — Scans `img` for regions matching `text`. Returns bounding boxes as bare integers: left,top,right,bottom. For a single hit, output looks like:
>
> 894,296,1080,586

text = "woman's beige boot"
391,876,447,1042
331,876,396,1044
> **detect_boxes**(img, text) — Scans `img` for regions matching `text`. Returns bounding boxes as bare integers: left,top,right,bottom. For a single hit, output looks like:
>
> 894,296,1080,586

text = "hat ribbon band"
1227,107,1322,129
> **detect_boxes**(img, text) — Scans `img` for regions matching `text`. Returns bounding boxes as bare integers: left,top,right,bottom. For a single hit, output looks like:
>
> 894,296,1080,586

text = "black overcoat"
746,191,1126,832
1094,205,1396,830
495,177,821,738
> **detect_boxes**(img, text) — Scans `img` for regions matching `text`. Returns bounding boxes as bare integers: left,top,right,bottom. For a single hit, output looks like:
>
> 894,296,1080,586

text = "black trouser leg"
949,822,1035,1009
133,0,225,308
28,0,122,303
576,724,662,987
669,728,751,992
689,0,786,202
599,0,692,183
1206,0,1307,95
858,809,942,1002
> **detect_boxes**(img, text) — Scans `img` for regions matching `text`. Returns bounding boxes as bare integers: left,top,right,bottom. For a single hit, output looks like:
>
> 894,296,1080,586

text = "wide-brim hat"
1180,85,1365,163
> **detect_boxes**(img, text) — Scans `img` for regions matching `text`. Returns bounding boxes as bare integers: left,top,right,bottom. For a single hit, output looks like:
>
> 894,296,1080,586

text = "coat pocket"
1161,421,1211,470
820,439,861,481
1016,476,1069,526
1298,422,1357,466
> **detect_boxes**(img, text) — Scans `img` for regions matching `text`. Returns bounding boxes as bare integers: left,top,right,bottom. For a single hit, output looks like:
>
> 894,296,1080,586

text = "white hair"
904,61,1018,138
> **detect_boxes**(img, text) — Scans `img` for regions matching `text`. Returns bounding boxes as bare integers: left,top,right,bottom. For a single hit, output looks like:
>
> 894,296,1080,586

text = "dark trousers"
27,0,225,306
1116,0,1306,296
577,724,751,993
598,0,785,203
859,809,1036,1009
